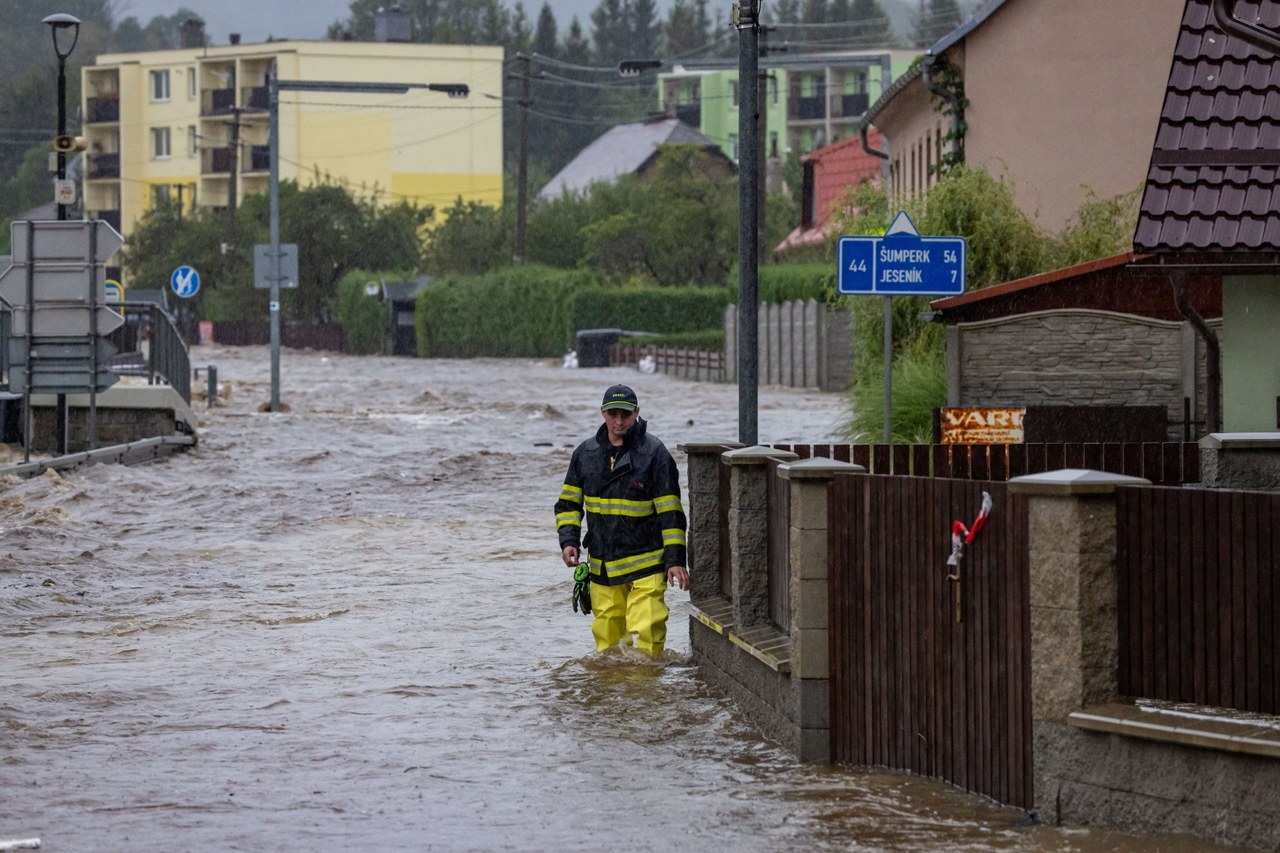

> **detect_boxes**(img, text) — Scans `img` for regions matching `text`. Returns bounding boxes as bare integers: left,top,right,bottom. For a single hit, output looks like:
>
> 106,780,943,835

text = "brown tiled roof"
1134,0,1280,254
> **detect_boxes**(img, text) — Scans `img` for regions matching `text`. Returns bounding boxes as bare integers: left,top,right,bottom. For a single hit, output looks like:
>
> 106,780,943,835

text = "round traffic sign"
171,265,201,298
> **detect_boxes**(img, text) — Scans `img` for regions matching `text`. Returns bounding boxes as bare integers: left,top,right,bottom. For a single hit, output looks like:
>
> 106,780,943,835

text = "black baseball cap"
601,384,638,412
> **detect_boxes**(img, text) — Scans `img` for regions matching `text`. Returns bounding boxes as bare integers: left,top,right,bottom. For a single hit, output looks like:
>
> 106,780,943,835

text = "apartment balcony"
242,86,270,111
87,152,120,180
202,87,237,116
203,147,233,174
675,103,701,127
89,210,122,232
791,96,825,121
86,97,120,124
244,145,271,173
832,92,870,118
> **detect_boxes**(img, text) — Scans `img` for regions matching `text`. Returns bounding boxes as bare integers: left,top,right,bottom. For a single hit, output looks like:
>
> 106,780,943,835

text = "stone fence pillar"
781,457,863,761
1008,468,1150,820
678,441,742,602
1199,432,1280,490
722,445,798,630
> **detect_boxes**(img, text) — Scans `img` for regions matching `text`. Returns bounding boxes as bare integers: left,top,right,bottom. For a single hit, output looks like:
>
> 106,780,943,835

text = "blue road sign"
171,265,201,298
838,212,966,297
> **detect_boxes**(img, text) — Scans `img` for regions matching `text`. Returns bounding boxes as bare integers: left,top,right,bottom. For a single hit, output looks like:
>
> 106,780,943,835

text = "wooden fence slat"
1245,493,1261,713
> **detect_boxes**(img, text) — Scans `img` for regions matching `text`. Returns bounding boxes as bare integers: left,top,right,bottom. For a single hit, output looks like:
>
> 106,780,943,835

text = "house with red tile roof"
774,129,885,255
1132,0,1280,433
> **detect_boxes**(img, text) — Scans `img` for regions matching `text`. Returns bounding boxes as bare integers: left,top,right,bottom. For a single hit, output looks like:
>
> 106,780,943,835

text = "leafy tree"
832,165,1143,443
423,196,511,274
770,0,802,24
122,179,430,325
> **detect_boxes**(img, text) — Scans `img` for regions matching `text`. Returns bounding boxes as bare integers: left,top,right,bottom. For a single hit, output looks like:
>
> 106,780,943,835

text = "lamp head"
43,13,82,60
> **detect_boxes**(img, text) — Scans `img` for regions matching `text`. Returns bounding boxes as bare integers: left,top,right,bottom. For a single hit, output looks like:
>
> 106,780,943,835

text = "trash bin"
575,328,623,368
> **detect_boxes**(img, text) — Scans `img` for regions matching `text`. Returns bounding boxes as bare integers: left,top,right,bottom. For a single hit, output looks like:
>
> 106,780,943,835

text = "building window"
730,80,740,108
152,184,171,206
152,127,171,159
769,130,779,159
150,69,171,101
188,125,198,157
188,68,197,99
729,133,739,161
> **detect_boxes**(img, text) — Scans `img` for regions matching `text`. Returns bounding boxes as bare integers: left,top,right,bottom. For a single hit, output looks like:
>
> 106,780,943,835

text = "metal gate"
828,474,1033,807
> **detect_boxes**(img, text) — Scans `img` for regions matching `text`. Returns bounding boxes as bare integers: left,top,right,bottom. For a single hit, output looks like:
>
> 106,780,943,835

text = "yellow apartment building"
80,40,504,236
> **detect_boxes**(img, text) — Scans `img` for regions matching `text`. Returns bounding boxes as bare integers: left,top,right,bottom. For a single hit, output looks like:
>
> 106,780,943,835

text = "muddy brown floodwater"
0,346,1246,852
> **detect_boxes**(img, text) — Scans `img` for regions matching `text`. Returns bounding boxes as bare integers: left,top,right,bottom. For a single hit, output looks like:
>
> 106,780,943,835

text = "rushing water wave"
0,346,1238,851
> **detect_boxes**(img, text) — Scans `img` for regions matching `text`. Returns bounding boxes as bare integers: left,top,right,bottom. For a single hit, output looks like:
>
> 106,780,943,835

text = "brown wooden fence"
1117,485,1280,715
212,322,348,352
829,473,1033,808
773,442,1198,486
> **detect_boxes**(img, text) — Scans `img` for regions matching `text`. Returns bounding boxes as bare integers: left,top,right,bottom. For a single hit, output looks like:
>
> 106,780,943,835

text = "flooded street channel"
1,346,1240,851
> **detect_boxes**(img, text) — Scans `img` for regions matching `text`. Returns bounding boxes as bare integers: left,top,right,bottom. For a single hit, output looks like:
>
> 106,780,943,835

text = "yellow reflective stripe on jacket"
583,496,654,517
662,527,686,547
556,510,582,529
589,548,665,578
653,494,683,514
559,484,583,504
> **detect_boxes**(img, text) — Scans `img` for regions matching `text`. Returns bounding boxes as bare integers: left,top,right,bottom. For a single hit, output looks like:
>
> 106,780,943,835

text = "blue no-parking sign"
171,265,201,298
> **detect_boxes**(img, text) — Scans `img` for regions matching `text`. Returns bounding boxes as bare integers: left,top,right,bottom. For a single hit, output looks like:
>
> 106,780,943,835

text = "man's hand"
666,565,689,591
562,545,579,568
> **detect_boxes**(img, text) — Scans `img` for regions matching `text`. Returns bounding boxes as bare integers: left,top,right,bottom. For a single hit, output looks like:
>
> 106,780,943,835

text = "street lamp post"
44,12,81,458
44,13,81,222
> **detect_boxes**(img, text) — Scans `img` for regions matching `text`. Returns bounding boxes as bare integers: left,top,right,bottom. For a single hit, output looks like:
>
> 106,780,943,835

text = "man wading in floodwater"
555,384,689,657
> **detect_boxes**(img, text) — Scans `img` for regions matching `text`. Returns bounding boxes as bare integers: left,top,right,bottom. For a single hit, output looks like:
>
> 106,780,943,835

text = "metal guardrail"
107,302,191,404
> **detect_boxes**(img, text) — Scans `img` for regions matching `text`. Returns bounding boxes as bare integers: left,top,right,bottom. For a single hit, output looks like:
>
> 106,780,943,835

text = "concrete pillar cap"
1199,432,1280,450
780,457,864,479
1008,468,1150,495
721,445,800,465
678,441,745,453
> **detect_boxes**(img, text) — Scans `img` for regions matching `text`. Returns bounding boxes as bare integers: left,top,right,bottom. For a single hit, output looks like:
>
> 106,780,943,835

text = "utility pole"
735,0,760,445
225,108,241,275
512,53,531,263
757,27,770,252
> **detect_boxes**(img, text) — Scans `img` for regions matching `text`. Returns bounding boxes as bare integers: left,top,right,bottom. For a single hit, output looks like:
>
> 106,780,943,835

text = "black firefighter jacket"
555,418,687,586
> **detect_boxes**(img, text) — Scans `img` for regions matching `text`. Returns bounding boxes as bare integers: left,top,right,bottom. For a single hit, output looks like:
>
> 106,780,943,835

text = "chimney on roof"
229,33,241,45
179,17,206,49
375,6,412,42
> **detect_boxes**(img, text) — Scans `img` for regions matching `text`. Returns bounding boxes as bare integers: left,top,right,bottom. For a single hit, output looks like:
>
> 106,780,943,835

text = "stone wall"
947,310,1222,441
29,406,177,453
1012,470,1280,852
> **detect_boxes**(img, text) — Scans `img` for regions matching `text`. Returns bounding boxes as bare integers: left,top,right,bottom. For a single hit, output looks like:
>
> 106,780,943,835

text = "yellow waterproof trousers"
589,573,669,657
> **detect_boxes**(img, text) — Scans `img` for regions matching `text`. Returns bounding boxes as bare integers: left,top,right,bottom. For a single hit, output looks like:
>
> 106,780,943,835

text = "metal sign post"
838,212,967,443
0,219,125,460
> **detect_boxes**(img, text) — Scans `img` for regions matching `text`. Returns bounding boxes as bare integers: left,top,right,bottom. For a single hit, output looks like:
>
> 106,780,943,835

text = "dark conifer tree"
533,3,559,56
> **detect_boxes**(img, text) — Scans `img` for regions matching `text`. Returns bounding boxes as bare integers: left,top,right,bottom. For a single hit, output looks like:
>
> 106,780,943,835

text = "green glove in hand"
572,562,591,615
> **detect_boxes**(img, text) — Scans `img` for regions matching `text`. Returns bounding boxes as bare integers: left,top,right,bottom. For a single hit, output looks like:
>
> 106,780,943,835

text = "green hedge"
336,269,393,355
618,329,724,350
566,287,730,336
416,265,601,357
726,262,836,304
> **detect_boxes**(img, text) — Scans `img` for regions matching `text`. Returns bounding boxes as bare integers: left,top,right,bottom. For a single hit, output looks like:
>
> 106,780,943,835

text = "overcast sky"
111,0,608,45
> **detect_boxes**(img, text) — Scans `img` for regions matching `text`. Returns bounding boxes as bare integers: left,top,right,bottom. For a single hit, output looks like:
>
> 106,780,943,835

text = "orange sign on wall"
939,408,1026,445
